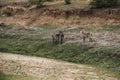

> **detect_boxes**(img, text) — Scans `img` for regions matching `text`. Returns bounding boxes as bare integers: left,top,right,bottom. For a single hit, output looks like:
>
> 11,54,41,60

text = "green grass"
37,24,59,29
100,25,120,34
0,73,33,80
0,25,120,78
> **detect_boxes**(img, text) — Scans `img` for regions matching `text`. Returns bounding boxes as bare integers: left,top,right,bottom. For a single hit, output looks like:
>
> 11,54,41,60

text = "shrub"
37,0,44,8
65,0,71,5
29,0,38,4
90,0,118,8
28,0,44,8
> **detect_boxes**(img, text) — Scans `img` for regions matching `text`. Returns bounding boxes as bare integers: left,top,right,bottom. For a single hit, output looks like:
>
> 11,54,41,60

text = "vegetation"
28,0,45,8
0,0,120,79
0,25,120,78
0,73,33,80
28,0,54,7
28,0,72,7
90,0,119,8
65,0,71,5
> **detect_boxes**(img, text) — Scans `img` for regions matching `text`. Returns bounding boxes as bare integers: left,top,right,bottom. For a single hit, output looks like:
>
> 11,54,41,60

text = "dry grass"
0,0,91,9
45,0,91,9
0,53,118,80
0,0,28,4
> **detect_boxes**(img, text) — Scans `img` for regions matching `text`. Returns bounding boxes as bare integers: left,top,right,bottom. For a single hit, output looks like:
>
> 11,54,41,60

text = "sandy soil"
0,52,118,80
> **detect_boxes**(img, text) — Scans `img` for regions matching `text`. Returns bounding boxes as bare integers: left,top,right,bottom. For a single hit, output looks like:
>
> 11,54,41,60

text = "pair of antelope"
81,31,93,42
52,31,93,44
52,31,64,44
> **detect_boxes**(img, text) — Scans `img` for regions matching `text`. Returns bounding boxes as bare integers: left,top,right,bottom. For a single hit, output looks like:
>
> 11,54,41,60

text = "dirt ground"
0,52,118,80
0,0,120,26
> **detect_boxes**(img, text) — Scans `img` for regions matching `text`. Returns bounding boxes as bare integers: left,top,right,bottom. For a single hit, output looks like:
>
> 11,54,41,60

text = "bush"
90,0,118,8
29,0,38,4
37,0,44,8
28,0,44,8
65,0,71,5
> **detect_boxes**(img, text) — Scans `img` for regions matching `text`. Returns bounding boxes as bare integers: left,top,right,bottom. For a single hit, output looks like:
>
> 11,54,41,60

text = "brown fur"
52,31,64,44
81,31,93,42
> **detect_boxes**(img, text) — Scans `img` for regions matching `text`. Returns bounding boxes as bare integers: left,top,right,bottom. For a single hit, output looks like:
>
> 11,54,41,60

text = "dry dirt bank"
0,52,118,80
0,3,120,26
